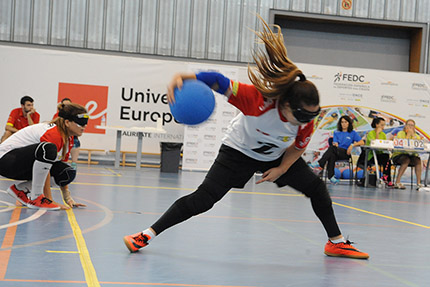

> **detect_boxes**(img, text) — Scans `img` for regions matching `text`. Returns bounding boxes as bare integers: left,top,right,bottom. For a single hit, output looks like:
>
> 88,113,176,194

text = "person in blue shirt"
310,115,364,184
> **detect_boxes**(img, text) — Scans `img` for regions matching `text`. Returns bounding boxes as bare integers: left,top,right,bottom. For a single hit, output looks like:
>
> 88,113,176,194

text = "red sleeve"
40,126,64,152
40,127,72,161
63,136,74,162
52,111,59,120
7,109,19,126
227,81,270,116
32,112,40,124
294,120,314,149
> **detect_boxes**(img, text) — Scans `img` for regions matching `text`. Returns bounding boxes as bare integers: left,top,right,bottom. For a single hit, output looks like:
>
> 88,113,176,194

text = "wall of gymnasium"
1,0,430,69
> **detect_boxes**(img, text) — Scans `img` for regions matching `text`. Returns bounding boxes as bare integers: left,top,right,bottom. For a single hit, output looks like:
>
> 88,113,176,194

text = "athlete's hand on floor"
66,199,87,208
53,201,70,210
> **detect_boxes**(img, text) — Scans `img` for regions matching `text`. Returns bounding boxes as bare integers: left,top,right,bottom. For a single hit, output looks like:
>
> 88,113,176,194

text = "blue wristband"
196,71,230,94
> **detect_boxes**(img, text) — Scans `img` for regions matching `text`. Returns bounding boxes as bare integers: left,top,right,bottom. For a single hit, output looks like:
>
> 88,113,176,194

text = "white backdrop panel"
0,45,429,162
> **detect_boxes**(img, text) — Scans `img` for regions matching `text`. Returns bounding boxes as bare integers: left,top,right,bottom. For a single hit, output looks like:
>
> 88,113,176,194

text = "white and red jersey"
0,122,73,161
222,81,314,161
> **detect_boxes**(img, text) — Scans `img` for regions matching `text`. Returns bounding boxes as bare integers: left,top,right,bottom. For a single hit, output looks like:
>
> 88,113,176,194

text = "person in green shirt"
361,117,392,185
392,119,423,190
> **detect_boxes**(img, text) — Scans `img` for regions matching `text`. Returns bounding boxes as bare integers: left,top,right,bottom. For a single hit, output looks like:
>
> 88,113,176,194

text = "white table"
361,145,430,188
96,119,166,169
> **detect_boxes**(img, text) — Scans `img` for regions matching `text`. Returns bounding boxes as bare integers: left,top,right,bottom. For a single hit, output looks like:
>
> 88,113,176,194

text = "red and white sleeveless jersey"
222,81,314,161
0,122,72,161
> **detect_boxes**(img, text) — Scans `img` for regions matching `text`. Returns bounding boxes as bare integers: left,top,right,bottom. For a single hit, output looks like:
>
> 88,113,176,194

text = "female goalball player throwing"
124,16,369,259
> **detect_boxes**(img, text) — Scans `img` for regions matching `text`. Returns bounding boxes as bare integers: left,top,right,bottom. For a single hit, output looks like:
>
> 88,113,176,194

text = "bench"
78,148,106,165
109,150,161,168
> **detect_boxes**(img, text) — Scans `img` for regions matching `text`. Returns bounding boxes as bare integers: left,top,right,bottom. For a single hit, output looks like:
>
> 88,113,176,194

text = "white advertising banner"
0,44,429,168
181,64,240,171
0,45,191,153
297,63,430,162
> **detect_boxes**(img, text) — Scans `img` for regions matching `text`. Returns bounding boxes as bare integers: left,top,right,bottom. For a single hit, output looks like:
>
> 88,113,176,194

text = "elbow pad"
196,71,230,94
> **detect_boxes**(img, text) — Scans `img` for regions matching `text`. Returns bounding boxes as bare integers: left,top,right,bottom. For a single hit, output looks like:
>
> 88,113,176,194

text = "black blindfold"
292,107,321,123
58,111,89,126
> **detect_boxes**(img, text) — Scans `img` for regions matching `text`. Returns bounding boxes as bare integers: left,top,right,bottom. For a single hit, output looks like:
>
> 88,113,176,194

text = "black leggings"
0,143,76,186
152,144,341,238
318,146,349,178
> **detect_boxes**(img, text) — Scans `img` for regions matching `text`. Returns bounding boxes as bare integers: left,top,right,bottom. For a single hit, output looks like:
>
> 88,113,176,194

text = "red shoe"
324,240,369,259
7,184,30,205
123,232,151,253
27,195,60,210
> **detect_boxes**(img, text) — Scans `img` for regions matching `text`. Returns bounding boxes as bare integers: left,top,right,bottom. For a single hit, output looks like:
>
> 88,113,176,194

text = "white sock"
16,181,32,193
142,228,156,242
330,237,346,244
31,161,52,200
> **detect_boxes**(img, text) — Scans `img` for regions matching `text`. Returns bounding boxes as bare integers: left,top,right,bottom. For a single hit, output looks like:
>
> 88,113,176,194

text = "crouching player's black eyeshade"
71,114,89,127
59,111,89,127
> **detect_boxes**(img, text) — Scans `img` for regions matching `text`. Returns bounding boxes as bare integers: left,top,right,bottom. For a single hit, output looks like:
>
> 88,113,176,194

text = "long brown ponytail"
248,15,319,108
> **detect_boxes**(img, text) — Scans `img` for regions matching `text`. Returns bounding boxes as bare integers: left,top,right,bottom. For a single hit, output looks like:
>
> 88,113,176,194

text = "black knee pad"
35,142,57,163
50,162,76,186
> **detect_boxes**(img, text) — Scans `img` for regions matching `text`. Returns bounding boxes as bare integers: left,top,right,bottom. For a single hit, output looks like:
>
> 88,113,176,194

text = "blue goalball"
342,168,352,179
170,80,215,125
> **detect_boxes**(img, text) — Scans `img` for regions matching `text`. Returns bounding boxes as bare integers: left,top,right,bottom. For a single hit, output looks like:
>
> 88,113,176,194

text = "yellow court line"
69,180,429,229
0,278,257,287
70,181,195,191
229,190,301,196
104,168,122,177
333,202,430,229
70,181,300,197
77,172,119,177
45,250,79,254
65,206,100,286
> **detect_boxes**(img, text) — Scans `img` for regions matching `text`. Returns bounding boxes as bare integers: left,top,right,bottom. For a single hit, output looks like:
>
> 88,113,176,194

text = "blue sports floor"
0,164,429,287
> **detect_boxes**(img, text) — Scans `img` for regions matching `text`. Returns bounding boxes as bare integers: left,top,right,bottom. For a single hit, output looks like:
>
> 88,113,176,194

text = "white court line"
0,189,47,230
0,200,15,213
0,209,46,230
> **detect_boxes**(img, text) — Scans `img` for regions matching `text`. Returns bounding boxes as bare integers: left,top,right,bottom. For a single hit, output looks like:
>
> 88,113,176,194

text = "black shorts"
209,144,319,192
0,143,70,181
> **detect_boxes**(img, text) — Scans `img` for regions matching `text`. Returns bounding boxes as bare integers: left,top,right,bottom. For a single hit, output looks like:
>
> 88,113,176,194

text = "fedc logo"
380,95,396,103
334,72,365,83
411,83,428,91
58,82,109,134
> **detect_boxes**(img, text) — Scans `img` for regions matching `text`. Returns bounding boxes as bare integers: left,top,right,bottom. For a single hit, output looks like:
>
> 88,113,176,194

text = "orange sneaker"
324,240,369,259
123,232,151,253
7,184,30,205
27,195,60,210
